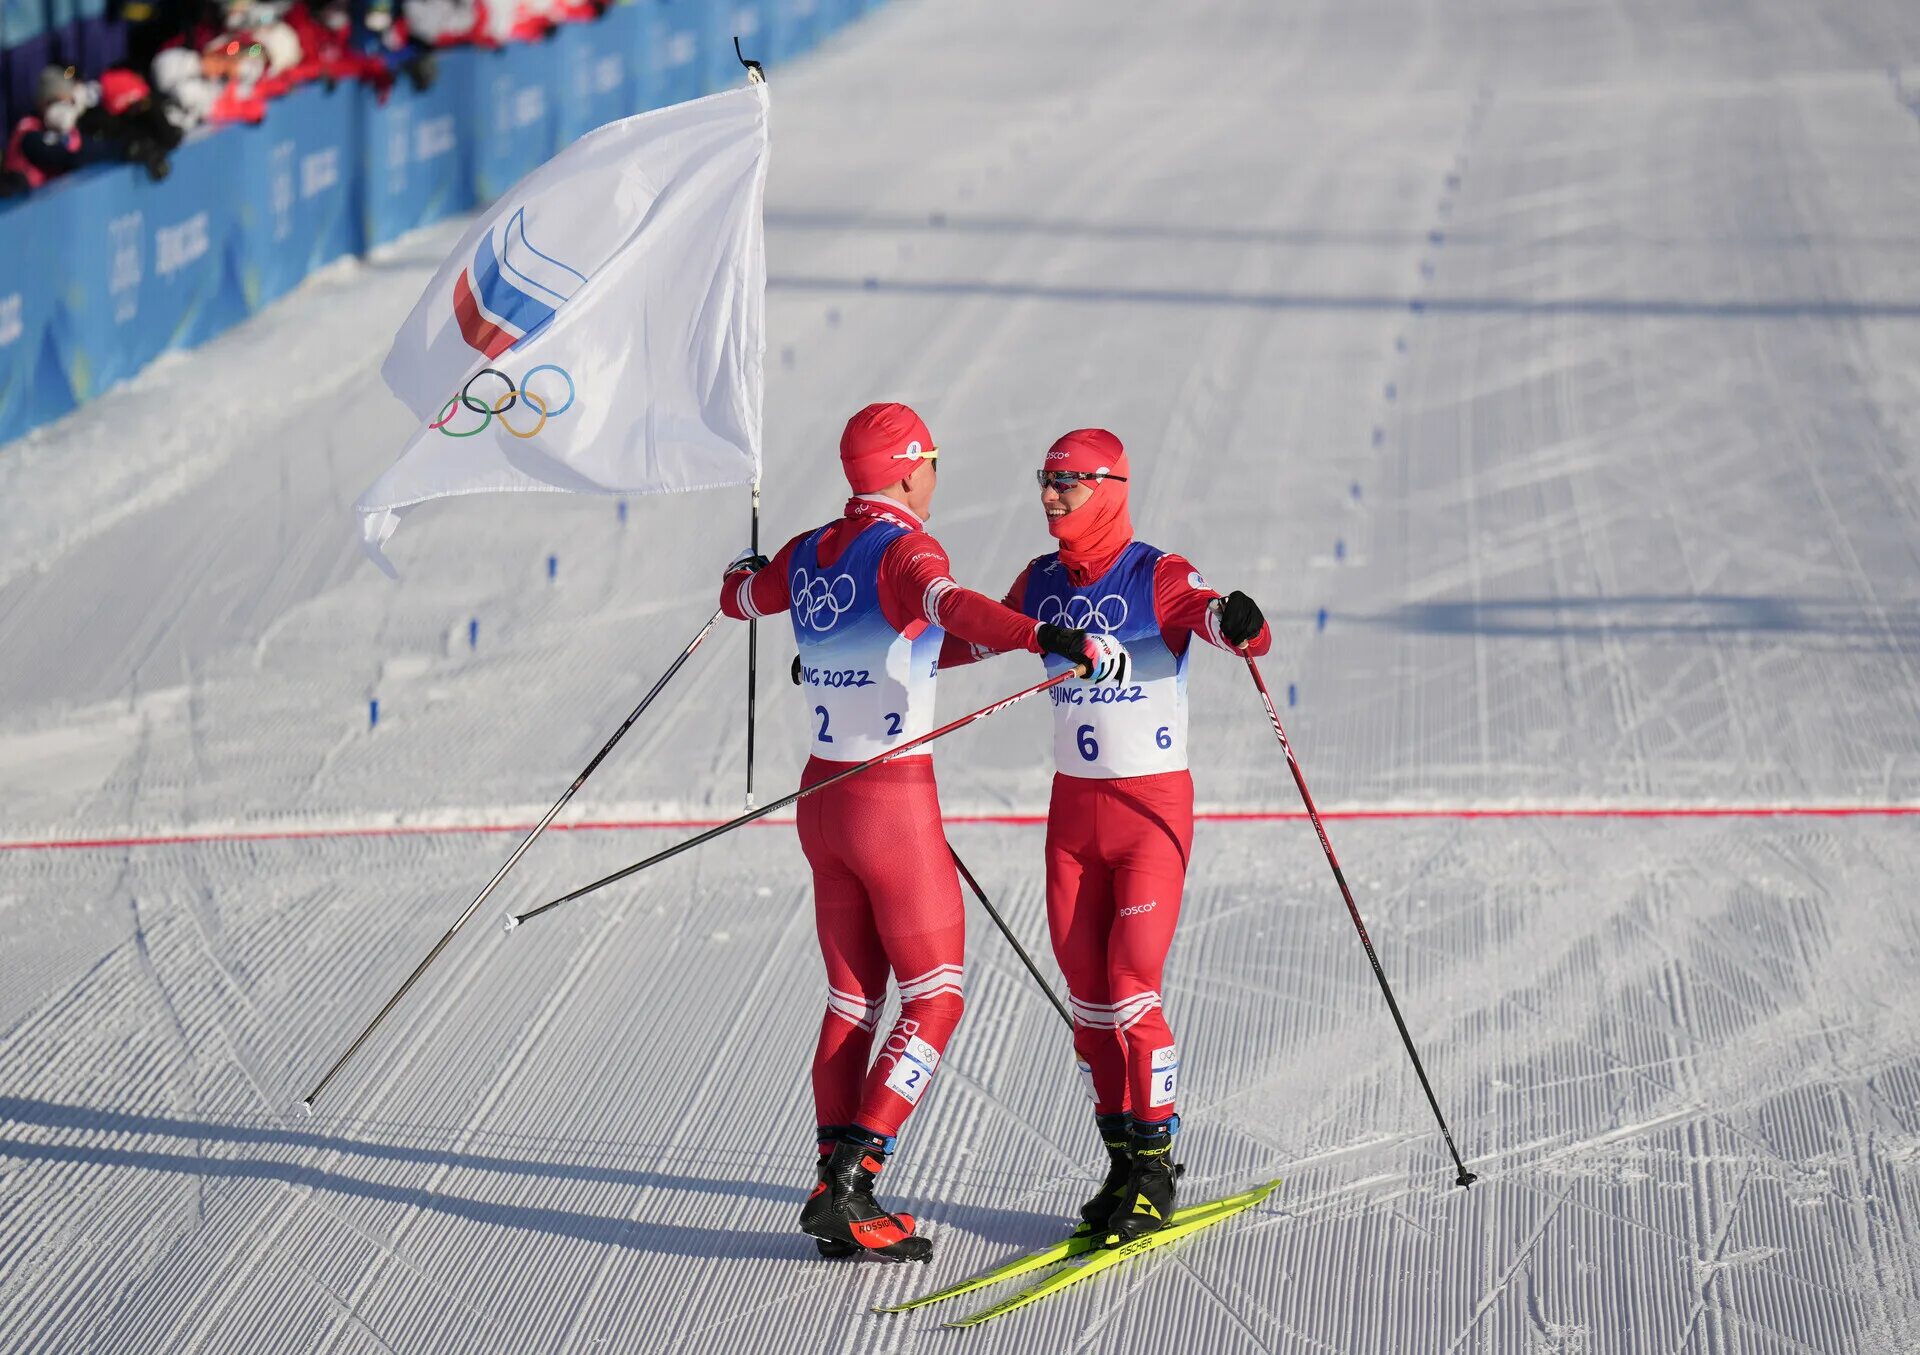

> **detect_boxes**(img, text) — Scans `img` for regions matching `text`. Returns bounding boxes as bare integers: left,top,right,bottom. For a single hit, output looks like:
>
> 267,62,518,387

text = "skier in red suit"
719,403,1119,1262
941,428,1271,1241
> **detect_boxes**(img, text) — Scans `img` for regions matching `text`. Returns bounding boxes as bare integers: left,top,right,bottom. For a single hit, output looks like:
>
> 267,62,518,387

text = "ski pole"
300,608,724,1111
1239,649,1478,1188
949,847,1073,1030
507,671,1075,929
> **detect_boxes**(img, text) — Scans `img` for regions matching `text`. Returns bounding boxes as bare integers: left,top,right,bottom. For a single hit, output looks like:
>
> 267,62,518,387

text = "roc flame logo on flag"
451,206,587,358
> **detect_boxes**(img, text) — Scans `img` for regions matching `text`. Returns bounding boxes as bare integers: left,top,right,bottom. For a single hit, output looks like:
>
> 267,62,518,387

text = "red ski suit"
943,548,1270,1124
721,496,1045,1141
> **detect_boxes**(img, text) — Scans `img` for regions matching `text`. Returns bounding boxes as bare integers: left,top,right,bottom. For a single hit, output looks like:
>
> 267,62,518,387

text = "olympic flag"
357,81,771,574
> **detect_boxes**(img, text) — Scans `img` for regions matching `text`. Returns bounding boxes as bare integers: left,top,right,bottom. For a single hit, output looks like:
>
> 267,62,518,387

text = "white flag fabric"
357,81,770,573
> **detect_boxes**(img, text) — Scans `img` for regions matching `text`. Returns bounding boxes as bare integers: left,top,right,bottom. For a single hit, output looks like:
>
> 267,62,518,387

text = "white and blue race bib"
1024,542,1189,779
790,522,943,761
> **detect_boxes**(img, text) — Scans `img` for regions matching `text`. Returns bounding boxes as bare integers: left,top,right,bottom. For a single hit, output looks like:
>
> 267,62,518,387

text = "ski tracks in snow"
6,0,1920,1350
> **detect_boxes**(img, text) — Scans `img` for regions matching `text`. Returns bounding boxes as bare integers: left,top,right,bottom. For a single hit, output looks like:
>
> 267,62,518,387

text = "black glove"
1218,591,1264,646
726,548,770,577
1036,622,1093,676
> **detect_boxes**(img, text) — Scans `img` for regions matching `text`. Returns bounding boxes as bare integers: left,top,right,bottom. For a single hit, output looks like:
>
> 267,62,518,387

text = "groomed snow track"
5,2,1920,1351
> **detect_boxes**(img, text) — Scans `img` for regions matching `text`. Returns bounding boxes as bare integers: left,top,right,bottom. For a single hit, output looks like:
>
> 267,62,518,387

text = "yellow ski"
874,1180,1278,1317
944,1179,1281,1328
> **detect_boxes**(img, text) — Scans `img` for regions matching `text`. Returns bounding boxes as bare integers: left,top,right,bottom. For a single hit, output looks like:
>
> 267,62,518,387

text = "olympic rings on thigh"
493,389,550,440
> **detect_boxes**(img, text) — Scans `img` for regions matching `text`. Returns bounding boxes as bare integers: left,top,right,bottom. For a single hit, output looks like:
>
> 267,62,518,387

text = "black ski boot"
1077,1113,1134,1235
799,1128,933,1263
1108,1116,1181,1245
807,1129,858,1258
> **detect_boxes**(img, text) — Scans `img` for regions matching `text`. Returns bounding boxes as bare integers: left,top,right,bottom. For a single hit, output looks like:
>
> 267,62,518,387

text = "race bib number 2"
885,1034,942,1106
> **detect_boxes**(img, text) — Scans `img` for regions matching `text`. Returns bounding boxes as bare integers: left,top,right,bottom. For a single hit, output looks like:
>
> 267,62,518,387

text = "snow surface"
6,0,1920,1350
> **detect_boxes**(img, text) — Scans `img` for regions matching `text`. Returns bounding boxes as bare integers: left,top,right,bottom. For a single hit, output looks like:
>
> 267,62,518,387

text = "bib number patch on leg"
1149,1044,1180,1108
885,1034,942,1105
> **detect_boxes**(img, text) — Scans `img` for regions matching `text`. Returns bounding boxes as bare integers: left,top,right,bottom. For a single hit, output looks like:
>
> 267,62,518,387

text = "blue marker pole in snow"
468,619,479,650
368,699,379,729
547,554,558,581
1316,608,1328,633
1287,682,1297,707
1334,539,1346,562
617,500,628,526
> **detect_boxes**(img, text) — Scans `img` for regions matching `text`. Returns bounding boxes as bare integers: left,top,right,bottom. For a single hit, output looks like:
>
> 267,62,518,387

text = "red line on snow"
1,804,1915,853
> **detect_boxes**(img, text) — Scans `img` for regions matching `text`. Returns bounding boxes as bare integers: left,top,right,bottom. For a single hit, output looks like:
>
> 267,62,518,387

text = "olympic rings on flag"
429,364,576,439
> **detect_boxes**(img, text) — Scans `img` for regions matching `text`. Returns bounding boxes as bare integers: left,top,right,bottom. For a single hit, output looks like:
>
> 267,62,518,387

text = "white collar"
853,492,924,526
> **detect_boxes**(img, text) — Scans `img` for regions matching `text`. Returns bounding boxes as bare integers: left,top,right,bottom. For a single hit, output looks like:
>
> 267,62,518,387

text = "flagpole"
745,479,761,809
736,39,767,813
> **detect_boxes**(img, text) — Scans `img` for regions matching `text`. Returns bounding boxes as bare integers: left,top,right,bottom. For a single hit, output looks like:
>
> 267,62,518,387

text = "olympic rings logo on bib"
429,364,577,441
1037,592,1129,634
792,568,858,632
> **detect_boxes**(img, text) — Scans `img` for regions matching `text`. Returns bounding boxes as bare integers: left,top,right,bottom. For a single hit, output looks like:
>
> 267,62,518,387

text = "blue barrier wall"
0,0,877,445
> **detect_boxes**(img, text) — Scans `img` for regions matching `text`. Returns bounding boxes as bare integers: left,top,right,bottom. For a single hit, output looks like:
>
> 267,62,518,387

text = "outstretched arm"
936,564,1034,668
882,541,1040,654
885,544,1115,678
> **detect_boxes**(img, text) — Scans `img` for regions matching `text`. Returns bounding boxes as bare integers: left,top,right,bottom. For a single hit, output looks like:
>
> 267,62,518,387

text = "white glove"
726,547,770,575
1083,634,1129,684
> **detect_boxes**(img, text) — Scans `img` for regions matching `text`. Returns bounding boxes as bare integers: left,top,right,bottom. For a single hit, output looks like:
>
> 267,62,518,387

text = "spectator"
76,62,173,177
2,65,109,194
151,25,267,126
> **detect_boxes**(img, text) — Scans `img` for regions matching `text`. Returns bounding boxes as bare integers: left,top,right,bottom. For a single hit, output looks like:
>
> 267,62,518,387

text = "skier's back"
719,403,1117,1261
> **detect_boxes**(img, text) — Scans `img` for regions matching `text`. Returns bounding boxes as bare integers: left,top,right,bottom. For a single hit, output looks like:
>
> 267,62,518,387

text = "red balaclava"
1045,428,1133,583
839,402,934,494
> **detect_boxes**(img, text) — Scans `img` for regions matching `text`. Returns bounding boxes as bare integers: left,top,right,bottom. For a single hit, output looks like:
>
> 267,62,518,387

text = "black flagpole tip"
733,35,764,81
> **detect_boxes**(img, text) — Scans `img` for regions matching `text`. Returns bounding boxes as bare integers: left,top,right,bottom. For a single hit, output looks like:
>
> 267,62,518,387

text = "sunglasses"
1035,469,1127,492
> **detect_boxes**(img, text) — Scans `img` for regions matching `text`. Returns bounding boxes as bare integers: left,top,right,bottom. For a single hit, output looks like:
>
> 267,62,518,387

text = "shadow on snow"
0,1096,1057,1258
1358,594,1920,647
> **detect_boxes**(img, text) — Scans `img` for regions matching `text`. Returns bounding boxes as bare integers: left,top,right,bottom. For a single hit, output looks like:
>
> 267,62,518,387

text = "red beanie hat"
1044,427,1129,480
839,402,935,494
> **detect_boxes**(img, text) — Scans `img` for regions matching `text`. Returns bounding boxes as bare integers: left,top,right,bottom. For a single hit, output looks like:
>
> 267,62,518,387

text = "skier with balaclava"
941,427,1270,1242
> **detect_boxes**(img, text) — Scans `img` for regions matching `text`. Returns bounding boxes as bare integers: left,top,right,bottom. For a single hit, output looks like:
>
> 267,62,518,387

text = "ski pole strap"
508,671,1075,929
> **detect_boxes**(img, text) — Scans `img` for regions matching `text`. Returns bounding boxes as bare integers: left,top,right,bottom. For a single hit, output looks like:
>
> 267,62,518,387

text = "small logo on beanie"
891,440,930,462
